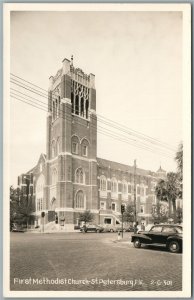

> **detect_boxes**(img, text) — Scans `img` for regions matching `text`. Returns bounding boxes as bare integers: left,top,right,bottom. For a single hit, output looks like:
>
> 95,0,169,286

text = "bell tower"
45,57,98,230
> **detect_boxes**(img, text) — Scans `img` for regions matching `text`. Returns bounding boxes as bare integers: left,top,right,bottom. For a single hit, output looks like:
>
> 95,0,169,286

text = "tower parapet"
49,57,96,122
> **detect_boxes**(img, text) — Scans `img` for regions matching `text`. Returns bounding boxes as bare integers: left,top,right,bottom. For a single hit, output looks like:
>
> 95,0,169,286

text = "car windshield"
175,226,183,233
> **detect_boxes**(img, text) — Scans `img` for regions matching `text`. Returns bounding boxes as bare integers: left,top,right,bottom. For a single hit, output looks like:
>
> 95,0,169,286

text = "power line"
11,73,48,92
10,81,176,157
10,74,177,151
10,93,175,159
10,81,176,156
10,74,177,152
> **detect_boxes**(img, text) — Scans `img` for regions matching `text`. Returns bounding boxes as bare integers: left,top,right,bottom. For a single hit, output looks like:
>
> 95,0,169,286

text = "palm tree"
175,142,183,175
155,172,179,220
175,142,183,199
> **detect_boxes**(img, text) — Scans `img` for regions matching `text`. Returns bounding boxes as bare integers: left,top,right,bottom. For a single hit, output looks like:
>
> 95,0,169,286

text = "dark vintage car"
131,224,182,253
80,224,104,233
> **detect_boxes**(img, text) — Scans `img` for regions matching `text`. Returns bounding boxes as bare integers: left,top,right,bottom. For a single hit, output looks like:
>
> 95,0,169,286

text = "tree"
175,142,183,199
120,204,135,223
151,202,168,224
10,186,35,229
176,207,183,224
155,172,179,221
79,210,94,225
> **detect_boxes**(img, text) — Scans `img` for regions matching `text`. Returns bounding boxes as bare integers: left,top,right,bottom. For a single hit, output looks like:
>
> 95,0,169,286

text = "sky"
10,10,183,186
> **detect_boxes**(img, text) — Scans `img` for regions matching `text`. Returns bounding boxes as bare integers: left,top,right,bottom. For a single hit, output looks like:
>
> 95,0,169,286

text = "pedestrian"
83,224,87,233
133,223,138,233
142,223,145,231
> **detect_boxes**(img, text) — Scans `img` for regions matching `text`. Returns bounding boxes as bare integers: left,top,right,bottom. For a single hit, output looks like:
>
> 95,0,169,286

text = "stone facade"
18,58,167,230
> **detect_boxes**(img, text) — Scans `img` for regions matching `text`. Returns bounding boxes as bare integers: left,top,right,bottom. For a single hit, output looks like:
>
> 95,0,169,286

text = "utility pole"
121,204,125,238
133,159,137,224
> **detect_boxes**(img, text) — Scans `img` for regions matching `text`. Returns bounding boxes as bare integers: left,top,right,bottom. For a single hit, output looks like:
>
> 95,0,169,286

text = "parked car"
80,224,104,233
115,225,135,232
131,224,182,253
102,225,117,232
11,223,25,233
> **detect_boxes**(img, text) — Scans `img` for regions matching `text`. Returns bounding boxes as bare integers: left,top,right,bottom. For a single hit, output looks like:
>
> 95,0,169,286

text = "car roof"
152,224,182,227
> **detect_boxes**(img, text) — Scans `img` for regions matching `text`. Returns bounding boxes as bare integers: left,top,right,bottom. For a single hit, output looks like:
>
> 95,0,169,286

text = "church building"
18,57,167,231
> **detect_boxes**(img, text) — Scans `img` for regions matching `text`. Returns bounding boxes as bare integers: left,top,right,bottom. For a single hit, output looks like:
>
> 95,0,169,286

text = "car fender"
166,235,182,244
131,234,152,244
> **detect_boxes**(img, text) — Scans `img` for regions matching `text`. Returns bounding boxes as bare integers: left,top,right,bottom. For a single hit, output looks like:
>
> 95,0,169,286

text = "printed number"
163,280,172,286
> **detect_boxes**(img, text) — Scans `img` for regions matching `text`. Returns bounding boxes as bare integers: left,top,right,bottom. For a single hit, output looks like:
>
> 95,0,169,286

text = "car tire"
96,229,100,233
133,238,141,248
168,240,180,253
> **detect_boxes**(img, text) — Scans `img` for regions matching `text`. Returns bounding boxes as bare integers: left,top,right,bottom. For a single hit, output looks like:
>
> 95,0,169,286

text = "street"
10,232,182,291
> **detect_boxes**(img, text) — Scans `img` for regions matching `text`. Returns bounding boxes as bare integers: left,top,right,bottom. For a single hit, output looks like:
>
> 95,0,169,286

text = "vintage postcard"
3,3,191,298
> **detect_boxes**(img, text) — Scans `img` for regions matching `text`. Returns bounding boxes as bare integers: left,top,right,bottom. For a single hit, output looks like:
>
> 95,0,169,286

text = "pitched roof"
26,153,46,174
157,166,166,173
97,157,156,176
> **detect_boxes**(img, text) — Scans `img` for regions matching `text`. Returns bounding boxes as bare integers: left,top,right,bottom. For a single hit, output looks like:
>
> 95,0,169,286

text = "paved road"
10,232,182,291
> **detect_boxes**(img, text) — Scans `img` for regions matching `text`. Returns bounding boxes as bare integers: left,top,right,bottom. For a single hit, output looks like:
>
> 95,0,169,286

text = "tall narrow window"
85,100,89,119
51,140,55,158
56,99,58,118
75,168,85,184
100,176,107,191
122,181,128,194
71,92,74,113
81,98,84,117
111,203,116,211
80,170,83,183
36,175,45,212
56,138,60,155
111,178,117,193
83,145,87,156
75,191,84,209
72,142,78,154
52,169,57,185
52,101,55,120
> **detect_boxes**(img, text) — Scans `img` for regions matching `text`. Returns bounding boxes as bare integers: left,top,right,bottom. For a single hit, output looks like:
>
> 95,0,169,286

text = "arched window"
52,168,57,185
111,177,117,193
51,140,56,158
122,180,128,194
75,191,85,209
71,136,79,154
100,176,107,191
75,168,85,184
81,138,89,157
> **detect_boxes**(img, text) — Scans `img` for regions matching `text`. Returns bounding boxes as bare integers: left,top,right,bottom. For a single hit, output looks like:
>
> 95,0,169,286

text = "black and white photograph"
3,3,191,298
